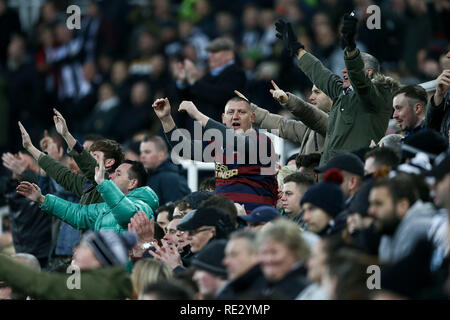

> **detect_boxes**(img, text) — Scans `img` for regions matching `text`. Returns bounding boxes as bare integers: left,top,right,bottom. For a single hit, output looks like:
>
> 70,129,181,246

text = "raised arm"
16,181,97,230
53,108,103,183
275,20,343,99
153,98,209,162
424,70,450,131
341,13,389,113
18,122,85,196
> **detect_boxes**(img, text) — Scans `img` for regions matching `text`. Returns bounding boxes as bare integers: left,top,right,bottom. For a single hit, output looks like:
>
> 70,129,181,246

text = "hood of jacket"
373,74,401,94
403,200,436,222
127,185,159,212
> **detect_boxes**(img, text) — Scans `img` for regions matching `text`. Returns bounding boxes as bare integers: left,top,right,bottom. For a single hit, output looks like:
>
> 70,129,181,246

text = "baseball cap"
238,206,280,224
314,153,364,177
177,206,227,231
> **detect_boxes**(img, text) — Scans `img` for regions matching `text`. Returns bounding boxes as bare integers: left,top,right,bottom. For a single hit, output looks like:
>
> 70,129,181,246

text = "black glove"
340,13,358,50
275,19,304,57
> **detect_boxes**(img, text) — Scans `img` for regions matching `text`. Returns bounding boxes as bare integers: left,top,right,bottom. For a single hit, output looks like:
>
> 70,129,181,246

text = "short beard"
376,213,401,236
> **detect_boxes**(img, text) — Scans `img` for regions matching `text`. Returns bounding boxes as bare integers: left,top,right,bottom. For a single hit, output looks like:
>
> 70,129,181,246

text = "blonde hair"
131,259,173,299
277,164,297,186
256,218,310,262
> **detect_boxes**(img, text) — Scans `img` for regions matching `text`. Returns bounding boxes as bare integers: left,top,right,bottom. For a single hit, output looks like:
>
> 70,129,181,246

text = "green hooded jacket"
40,180,159,233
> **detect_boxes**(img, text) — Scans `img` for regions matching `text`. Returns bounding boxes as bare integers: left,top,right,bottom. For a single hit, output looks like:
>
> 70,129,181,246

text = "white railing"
177,132,285,191
0,206,9,234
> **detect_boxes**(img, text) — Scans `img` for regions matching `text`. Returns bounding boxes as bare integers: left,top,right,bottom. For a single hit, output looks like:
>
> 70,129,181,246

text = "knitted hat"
300,169,345,218
83,230,137,267
190,239,228,278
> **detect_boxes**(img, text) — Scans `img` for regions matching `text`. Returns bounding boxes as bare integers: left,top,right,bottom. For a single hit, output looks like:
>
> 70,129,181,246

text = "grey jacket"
251,92,329,155
378,201,435,264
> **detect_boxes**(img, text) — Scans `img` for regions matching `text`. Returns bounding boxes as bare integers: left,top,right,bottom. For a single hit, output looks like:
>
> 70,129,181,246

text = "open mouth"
232,122,240,129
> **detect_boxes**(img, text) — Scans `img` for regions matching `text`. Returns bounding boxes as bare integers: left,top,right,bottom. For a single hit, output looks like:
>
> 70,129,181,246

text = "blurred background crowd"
0,0,449,155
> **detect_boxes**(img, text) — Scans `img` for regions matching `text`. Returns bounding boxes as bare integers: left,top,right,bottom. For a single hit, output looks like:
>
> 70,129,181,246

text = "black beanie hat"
300,169,345,218
191,239,228,278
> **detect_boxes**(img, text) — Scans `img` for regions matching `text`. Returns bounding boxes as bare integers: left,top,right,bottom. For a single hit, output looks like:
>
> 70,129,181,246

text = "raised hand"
94,152,105,185
128,211,155,243
148,239,183,269
234,90,249,102
152,98,172,120
18,121,33,150
434,69,450,105
275,19,304,57
2,152,27,177
53,108,69,138
178,101,200,120
16,181,44,204
340,12,358,50
269,80,288,104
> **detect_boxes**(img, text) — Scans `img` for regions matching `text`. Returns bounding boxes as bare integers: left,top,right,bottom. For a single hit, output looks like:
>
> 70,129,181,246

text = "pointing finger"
271,80,280,90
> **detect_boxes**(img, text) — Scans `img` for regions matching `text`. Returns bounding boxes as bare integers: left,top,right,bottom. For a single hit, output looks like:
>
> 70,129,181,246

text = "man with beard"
368,173,435,264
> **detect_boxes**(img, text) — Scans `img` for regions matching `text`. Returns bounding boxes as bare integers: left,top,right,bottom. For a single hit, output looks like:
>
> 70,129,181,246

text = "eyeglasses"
188,227,213,236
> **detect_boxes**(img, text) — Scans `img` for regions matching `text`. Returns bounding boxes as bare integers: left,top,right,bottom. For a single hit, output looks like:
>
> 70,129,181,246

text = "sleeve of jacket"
251,102,309,144
297,52,343,100
96,180,151,228
68,141,109,184
424,95,445,131
38,154,85,197
0,254,132,300
284,92,328,136
344,49,389,113
40,194,98,230
188,66,246,105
